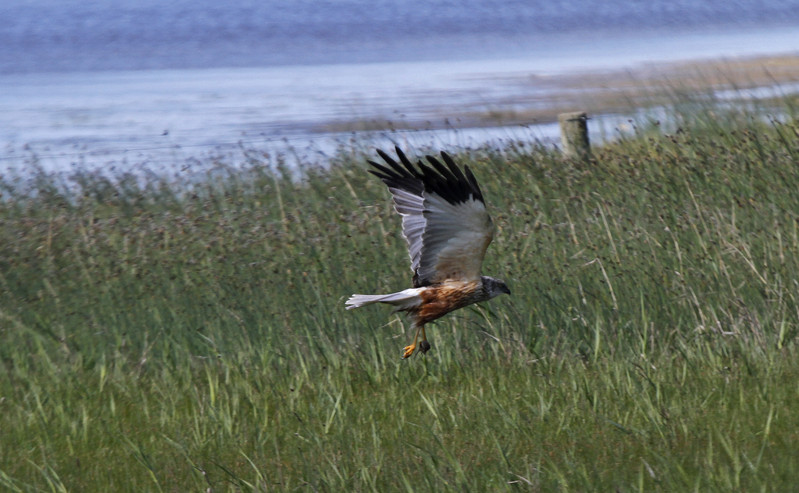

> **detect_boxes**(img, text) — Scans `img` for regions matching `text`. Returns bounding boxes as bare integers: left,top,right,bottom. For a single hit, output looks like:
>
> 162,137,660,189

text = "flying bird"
345,147,510,358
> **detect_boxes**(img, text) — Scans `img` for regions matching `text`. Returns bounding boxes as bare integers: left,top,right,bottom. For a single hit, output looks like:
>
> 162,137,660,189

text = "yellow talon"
420,325,428,353
403,324,428,359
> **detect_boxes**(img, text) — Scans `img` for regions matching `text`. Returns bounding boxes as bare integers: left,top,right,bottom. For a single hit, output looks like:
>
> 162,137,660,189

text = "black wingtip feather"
368,148,485,206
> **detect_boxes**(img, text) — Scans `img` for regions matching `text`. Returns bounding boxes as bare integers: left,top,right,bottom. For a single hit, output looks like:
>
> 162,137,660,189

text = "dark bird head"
482,276,511,298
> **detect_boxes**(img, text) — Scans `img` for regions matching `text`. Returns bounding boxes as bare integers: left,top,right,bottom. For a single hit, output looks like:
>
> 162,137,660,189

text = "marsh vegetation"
2,98,799,491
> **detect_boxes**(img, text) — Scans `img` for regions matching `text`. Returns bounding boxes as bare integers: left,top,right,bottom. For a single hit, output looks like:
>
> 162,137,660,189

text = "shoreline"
1,51,798,175
317,52,799,133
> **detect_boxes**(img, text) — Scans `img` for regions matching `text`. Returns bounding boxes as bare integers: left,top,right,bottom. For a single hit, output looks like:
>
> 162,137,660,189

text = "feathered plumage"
346,147,510,358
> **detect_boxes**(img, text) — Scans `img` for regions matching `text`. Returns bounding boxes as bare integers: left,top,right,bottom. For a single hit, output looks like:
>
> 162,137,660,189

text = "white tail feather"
345,288,424,310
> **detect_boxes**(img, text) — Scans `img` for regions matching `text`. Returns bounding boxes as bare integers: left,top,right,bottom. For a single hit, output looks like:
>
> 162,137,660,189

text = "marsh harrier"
345,147,510,358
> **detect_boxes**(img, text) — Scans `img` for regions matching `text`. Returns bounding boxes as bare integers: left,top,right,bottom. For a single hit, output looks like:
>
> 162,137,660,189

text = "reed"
1,99,799,491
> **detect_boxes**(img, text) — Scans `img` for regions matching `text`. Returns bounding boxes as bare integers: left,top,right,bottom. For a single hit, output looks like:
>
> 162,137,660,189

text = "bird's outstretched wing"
368,146,495,287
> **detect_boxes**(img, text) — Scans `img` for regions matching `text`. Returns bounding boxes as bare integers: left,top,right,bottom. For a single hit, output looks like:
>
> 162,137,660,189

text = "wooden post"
558,111,590,161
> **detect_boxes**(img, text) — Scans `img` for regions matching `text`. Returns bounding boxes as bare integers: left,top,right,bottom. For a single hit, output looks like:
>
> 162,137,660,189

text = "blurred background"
1,0,798,175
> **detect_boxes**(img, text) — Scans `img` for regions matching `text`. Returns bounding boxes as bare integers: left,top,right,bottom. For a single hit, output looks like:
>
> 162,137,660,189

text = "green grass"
2,101,799,491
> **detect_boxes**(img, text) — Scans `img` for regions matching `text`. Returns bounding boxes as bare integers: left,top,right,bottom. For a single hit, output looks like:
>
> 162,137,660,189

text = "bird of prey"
345,147,510,358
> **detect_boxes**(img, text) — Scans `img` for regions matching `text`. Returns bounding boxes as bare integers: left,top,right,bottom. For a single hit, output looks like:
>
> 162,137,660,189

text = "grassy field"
2,98,799,491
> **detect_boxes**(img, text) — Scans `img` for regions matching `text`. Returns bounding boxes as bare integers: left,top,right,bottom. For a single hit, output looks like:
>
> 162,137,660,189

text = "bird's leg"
419,325,431,354
403,324,422,359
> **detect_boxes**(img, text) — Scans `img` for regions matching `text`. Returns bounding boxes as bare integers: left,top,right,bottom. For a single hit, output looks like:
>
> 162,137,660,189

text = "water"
3,0,798,74
2,0,798,175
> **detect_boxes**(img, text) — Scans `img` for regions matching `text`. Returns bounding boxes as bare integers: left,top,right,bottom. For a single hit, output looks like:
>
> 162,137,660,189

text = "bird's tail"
345,288,423,310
